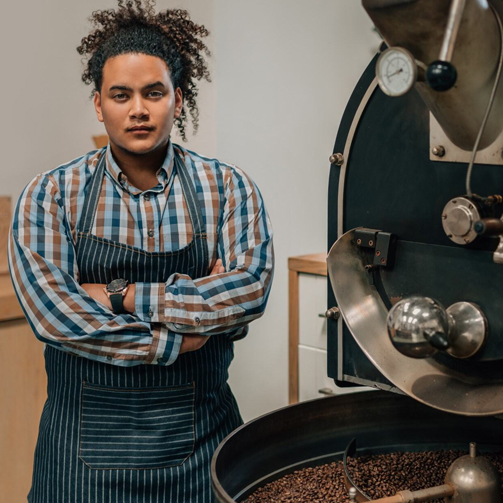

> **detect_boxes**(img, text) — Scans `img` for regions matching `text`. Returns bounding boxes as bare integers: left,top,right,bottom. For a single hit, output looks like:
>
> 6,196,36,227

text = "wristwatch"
104,279,129,314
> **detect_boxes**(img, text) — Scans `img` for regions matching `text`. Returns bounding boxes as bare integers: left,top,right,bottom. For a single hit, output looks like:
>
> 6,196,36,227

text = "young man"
8,2,274,501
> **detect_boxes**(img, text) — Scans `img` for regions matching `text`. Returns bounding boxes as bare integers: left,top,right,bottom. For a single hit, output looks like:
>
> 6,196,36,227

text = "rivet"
368,240,374,246
376,250,381,257
356,239,362,245
432,145,445,157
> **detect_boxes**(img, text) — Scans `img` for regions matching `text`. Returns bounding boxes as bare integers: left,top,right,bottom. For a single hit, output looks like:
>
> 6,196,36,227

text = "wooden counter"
0,197,47,502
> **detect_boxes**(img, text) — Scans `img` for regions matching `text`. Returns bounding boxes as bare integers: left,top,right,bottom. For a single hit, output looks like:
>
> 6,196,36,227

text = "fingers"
209,259,225,276
179,334,210,354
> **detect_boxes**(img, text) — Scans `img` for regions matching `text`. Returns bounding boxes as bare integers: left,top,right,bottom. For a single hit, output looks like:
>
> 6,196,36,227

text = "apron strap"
173,151,206,237
77,147,209,264
78,151,107,234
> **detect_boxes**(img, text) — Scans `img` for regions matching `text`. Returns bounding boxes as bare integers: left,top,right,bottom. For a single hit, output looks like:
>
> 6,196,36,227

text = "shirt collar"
104,140,175,195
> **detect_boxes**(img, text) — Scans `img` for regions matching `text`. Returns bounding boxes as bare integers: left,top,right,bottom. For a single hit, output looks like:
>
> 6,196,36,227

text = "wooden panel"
0,273,24,322
288,253,327,276
0,319,47,501
92,134,109,149
288,269,299,404
0,196,11,274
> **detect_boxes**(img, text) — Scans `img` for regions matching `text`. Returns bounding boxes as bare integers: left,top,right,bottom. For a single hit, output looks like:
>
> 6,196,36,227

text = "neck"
109,141,169,191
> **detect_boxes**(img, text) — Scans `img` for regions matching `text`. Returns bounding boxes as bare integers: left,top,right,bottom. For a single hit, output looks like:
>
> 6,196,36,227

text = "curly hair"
77,0,211,140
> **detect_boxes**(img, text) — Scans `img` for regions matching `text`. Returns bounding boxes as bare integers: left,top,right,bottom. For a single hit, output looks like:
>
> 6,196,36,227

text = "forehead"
101,53,173,87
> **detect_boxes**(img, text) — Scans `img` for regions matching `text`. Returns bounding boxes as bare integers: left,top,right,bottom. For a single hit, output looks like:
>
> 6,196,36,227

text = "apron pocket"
79,381,195,470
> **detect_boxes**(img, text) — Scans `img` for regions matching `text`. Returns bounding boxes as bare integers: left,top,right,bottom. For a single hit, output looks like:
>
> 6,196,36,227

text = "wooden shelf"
288,253,327,276
288,253,327,404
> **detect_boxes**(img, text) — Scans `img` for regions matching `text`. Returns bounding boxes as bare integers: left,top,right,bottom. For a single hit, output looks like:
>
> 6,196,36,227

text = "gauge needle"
388,68,404,78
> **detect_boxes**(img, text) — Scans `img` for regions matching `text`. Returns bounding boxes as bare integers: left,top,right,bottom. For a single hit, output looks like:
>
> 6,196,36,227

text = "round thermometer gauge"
376,47,417,97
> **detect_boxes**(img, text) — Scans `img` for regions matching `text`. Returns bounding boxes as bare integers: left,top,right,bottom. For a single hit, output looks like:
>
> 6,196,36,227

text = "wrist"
123,284,136,313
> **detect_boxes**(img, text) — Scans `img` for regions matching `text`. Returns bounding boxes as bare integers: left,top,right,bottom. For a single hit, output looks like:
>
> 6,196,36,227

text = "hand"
210,258,225,275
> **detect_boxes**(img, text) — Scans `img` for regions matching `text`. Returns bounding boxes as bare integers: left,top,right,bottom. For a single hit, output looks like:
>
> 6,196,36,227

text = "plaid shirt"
9,142,274,366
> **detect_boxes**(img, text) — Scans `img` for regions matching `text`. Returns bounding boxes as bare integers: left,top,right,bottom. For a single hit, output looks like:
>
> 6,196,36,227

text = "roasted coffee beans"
244,450,503,503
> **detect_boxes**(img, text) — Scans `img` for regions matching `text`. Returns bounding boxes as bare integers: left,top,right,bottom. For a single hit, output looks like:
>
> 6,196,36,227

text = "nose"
129,95,149,120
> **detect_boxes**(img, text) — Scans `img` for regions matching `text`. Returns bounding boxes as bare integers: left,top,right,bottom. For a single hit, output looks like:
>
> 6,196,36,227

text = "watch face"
107,278,129,293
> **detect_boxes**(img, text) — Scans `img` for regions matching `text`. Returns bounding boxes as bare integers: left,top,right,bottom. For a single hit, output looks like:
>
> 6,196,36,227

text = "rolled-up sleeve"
9,173,181,366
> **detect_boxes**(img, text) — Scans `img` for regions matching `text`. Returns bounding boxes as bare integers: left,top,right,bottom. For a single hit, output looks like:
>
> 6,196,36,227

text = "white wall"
1,0,378,422
213,0,379,421
0,0,216,201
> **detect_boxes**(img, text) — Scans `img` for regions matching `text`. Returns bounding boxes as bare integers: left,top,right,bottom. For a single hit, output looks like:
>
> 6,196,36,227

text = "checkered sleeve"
9,173,181,366
134,165,274,337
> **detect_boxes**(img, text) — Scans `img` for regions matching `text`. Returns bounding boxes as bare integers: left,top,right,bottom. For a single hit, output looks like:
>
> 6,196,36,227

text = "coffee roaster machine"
212,1,503,501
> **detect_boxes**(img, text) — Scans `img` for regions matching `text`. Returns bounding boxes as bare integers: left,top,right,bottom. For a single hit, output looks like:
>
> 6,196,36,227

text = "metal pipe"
439,0,467,62
368,484,455,502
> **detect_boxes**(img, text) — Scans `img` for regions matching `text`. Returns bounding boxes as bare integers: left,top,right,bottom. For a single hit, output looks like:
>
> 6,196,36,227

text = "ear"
94,92,104,123
174,88,184,118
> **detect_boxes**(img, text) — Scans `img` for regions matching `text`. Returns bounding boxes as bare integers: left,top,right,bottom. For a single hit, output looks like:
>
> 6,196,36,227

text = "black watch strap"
110,293,126,314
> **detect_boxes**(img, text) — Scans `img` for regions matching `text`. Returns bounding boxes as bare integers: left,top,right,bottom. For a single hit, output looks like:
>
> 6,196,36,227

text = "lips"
127,125,154,133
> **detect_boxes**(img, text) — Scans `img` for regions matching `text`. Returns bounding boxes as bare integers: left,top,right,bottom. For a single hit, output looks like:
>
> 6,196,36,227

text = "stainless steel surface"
368,485,454,502
439,0,467,62
330,152,345,165
344,438,372,502
446,302,488,359
429,113,503,165
441,197,481,245
363,0,503,151
445,444,501,503
387,296,450,358
327,228,503,415
432,145,445,157
493,214,503,263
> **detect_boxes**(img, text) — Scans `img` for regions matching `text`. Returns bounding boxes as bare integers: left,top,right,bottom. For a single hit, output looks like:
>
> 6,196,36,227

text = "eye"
113,93,128,101
147,90,163,98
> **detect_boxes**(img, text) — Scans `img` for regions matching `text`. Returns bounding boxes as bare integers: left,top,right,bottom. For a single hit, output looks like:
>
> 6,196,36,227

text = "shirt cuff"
146,323,182,366
134,282,166,323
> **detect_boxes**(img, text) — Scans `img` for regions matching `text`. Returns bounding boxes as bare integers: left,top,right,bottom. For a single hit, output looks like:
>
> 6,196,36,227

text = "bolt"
376,250,381,256
453,200,457,204
368,240,374,246
356,238,362,245
468,204,474,210
448,234,453,238
442,214,447,219
381,258,386,264
329,153,344,166
464,238,470,243
432,145,445,157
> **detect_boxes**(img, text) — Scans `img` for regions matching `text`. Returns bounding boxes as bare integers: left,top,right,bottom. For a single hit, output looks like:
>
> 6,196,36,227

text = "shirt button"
148,308,154,317
147,229,154,238
144,193,150,201
106,355,112,361
195,317,201,325
157,357,164,364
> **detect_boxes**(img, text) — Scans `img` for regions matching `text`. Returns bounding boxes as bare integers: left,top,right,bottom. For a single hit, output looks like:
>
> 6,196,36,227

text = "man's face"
94,53,183,156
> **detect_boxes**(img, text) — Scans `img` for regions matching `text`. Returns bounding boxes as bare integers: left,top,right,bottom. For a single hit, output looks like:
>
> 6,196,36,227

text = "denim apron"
28,150,243,503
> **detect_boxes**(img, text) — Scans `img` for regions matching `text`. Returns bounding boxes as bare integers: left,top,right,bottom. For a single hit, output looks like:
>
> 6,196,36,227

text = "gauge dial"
376,47,417,97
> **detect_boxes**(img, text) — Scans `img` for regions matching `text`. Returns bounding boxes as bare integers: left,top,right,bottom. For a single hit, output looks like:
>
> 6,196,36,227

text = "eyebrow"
108,81,166,92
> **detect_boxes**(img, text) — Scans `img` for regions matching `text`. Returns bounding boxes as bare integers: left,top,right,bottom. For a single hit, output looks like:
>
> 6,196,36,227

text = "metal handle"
318,388,335,396
319,307,340,320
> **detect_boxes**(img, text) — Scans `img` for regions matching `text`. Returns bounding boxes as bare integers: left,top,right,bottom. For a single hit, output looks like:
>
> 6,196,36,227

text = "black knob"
426,61,457,91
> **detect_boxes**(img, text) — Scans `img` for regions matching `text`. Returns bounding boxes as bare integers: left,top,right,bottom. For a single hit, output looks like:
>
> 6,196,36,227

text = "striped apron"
28,151,243,502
